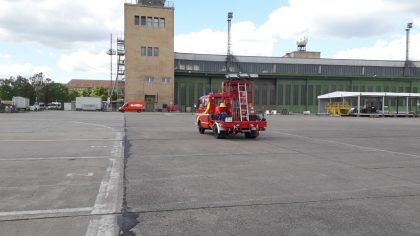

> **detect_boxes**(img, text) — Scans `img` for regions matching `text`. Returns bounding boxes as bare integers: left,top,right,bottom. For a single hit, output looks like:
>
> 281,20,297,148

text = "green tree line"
0,73,111,104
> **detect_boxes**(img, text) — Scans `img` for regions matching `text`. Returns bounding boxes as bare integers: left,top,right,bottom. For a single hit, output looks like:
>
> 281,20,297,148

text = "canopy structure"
318,91,420,115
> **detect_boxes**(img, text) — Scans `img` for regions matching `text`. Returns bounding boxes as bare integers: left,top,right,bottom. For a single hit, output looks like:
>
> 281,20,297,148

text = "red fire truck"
195,73,267,139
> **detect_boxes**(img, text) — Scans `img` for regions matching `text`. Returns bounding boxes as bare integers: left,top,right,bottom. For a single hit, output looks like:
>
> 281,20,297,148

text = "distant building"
66,79,125,96
124,0,174,111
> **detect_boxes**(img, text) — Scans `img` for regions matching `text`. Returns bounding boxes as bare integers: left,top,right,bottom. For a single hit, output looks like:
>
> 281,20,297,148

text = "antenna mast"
106,34,116,97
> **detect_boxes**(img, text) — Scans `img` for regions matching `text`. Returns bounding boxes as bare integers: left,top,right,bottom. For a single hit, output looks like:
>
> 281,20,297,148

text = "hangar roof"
175,52,420,68
318,91,420,99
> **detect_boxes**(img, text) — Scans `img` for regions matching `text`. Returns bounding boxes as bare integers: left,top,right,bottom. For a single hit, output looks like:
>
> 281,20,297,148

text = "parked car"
119,101,145,113
47,102,62,110
39,102,46,110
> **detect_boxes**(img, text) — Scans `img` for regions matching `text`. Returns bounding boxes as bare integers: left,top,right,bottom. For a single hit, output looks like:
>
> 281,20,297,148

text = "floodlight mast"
227,12,233,56
226,12,233,72
406,22,413,62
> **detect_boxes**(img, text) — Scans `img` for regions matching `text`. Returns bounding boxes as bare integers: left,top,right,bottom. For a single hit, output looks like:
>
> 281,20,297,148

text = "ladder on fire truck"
238,84,249,121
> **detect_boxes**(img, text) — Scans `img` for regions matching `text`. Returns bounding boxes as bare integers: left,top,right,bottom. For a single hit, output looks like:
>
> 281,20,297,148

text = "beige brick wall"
124,4,174,109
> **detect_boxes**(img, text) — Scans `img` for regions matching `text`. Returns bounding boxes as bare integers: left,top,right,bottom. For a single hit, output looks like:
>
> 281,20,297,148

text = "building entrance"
145,95,155,112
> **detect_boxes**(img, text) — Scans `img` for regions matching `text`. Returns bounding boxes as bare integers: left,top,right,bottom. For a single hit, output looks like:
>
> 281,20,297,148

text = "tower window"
147,17,153,27
162,77,170,85
134,16,139,26
154,47,159,56
141,16,146,26
159,18,165,28
154,17,159,28
141,47,146,56
145,76,154,84
147,47,153,56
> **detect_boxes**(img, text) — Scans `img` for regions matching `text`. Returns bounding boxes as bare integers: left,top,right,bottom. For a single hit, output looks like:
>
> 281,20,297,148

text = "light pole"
405,22,413,61
226,12,233,73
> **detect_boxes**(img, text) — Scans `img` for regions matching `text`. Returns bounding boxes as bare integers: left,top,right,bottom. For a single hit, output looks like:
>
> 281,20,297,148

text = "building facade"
174,53,420,113
124,0,174,111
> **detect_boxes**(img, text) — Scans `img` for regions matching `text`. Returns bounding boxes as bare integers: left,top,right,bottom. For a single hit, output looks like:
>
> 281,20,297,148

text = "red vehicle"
119,101,145,113
166,105,177,112
195,73,267,139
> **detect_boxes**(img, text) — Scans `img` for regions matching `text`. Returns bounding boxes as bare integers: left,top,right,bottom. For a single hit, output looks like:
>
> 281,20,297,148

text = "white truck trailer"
12,96,30,110
75,97,103,111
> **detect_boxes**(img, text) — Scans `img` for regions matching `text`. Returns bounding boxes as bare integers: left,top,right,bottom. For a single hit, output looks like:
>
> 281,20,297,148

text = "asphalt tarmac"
1,111,420,236
124,113,420,236
0,111,124,236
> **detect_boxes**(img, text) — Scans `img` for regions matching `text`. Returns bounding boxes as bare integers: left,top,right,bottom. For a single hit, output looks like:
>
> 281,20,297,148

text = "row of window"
145,76,171,85
141,46,159,57
175,60,420,77
134,16,165,28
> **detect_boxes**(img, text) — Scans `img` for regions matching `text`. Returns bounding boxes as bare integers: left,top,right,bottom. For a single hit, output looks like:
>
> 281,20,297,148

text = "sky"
0,0,419,83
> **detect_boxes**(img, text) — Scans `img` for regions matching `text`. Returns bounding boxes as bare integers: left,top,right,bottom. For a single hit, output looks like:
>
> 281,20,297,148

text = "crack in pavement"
124,193,420,215
118,116,139,236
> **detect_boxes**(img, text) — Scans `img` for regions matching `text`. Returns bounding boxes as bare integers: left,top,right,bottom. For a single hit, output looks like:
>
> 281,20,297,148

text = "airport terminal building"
125,1,420,113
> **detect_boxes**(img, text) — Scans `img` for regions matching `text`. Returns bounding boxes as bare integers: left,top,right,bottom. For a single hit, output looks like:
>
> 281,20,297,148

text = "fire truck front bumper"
220,121,267,132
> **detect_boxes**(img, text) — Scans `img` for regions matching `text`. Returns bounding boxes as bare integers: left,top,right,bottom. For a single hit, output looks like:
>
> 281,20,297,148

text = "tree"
79,89,90,97
90,86,107,101
30,73,48,103
12,76,35,103
68,89,80,101
111,91,118,101
48,83,69,102
0,78,14,100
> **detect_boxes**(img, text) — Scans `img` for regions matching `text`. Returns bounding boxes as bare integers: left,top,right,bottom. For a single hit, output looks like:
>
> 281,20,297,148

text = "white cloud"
175,0,420,58
0,53,11,60
57,49,109,74
0,0,124,48
335,32,420,60
175,22,275,56
0,63,52,78
175,29,232,55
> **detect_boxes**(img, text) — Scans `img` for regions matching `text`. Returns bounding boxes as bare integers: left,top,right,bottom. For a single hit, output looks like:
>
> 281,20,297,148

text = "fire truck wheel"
245,131,258,139
213,124,226,139
198,122,205,134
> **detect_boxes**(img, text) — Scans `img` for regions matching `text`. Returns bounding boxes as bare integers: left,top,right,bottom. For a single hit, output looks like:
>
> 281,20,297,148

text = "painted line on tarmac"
280,132,420,158
0,139,121,142
0,207,92,218
0,156,113,162
85,215,115,236
85,132,123,236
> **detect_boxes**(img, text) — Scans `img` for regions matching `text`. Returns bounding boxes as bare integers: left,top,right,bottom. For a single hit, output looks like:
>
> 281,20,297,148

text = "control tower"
136,0,165,6
124,0,174,111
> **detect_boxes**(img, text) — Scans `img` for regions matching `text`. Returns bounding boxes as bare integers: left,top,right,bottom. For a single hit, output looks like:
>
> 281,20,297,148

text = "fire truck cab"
196,73,267,139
